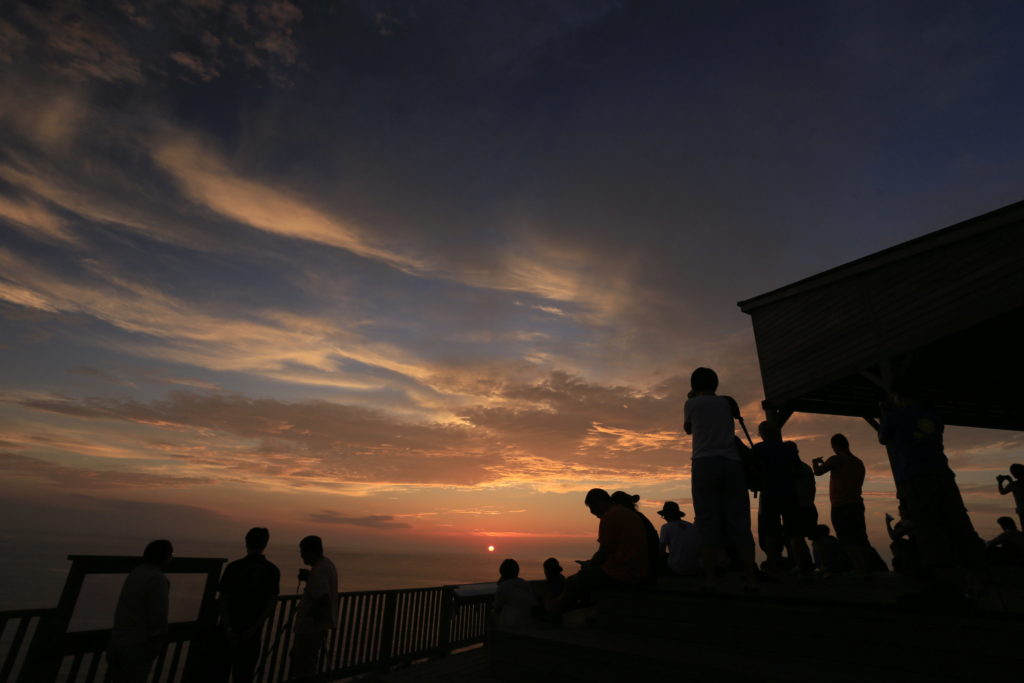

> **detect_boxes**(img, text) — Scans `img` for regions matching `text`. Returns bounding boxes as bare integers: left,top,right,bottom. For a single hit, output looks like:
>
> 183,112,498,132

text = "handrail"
1,585,494,682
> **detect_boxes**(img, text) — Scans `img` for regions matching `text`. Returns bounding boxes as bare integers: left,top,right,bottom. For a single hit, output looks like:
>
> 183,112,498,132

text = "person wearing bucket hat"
658,502,700,575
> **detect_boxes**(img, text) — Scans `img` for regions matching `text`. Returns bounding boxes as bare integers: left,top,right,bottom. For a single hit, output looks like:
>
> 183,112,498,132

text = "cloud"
152,135,427,272
169,51,219,82
0,193,76,243
307,511,411,529
0,249,445,399
10,1,144,84
0,451,213,488
2,0,304,87
7,368,701,494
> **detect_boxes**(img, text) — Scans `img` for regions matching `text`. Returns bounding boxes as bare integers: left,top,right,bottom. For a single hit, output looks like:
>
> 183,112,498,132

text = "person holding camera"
290,536,338,681
996,464,1024,531
812,434,870,575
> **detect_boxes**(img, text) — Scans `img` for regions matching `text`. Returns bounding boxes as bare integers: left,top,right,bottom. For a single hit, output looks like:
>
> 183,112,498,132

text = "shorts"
831,501,869,547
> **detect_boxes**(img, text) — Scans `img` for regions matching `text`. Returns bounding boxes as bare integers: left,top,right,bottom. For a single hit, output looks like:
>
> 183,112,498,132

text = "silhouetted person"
812,434,871,574
996,463,1024,531
683,367,757,590
557,489,649,612
539,558,566,615
886,511,922,575
212,527,281,683
107,540,173,683
754,421,814,578
986,517,1024,567
611,490,660,583
656,501,700,576
290,536,338,682
808,525,852,575
494,559,535,628
879,378,985,596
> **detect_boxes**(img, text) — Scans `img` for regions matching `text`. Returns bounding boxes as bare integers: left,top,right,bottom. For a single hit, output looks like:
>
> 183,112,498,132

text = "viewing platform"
483,570,1023,683
4,556,1022,682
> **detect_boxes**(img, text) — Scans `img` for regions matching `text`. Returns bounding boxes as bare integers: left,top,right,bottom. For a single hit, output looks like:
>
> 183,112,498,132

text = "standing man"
812,434,870,574
107,540,173,683
755,422,814,578
290,535,338,681
213,527,280,683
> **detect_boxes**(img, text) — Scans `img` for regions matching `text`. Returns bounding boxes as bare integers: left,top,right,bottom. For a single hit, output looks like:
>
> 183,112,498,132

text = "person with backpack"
753,421,814,578
683,367,757,591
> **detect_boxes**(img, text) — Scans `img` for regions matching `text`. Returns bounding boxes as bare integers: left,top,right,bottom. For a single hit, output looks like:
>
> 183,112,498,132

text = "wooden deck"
488,570,1024,683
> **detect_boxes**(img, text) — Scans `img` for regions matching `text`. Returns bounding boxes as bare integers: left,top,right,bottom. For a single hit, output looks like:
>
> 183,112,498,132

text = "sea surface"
0,533,560,631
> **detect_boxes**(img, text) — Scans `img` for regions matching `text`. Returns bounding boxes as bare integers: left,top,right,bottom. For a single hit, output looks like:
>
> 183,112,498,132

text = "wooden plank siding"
738,200,1024,430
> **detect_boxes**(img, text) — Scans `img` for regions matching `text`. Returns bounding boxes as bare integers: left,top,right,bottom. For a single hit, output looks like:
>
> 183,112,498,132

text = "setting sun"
487,545,495,552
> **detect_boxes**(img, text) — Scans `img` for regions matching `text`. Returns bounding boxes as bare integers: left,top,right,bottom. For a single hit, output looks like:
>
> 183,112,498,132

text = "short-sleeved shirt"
598,504,649,582
822,452,866,507
880,405,948,483
218,553,281,630
659,520,700,574
753,440,800,498
110,564,170,648
684,395,739,461
295,556,338,634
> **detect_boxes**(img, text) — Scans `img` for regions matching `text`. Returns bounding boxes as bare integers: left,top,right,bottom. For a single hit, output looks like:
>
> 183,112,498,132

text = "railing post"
379,592,397,664
181,558,224,681
437,586,453,656
18,558,87,682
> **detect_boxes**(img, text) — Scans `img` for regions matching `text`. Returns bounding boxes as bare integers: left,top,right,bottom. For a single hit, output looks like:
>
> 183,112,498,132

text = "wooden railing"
1,585,494,682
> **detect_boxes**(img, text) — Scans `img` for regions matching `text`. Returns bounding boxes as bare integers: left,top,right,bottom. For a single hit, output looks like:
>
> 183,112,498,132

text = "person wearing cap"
657,502,700,576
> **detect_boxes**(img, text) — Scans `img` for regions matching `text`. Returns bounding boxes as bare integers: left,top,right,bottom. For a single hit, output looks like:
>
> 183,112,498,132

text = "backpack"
722,395,760,495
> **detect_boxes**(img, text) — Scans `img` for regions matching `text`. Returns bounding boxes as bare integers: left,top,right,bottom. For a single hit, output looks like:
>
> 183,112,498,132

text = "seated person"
494,559,535,628
809,525,852,575
611,490,661,583
657,501,700,576
557,489,649,612
987,516,1024,567
886,511,922,575
533,558,566,618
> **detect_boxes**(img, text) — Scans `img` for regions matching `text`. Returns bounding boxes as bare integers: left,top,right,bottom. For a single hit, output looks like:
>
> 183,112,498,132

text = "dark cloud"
307,511,410,529
0,451,215,488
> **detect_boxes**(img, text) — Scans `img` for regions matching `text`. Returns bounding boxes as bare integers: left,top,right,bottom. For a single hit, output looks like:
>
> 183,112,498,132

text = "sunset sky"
2,1,1024,571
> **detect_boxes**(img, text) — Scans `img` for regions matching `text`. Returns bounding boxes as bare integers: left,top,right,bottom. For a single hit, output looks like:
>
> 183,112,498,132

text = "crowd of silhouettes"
106,366,1021,679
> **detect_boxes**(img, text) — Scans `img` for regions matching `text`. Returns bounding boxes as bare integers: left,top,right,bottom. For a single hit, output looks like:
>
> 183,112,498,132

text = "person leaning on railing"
107,540,173,683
